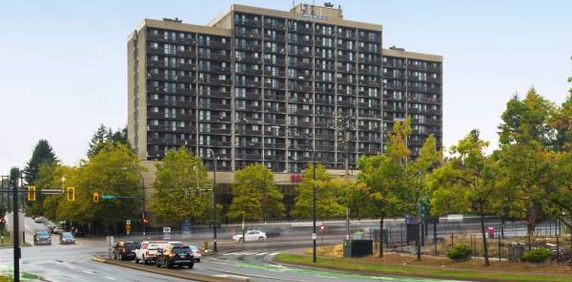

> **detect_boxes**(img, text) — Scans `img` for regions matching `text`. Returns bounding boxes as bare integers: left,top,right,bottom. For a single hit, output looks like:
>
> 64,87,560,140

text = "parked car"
33,216,45,224
33,231,52,245
156,245,194,269
50,225,64,234
135,241,165,264
261,227,282,238
233,230,267,242
59,232,75,245
113,241,141,260
188,245,202,262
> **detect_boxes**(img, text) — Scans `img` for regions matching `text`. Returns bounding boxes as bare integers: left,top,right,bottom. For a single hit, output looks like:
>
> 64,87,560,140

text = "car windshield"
62,233,73,239
125,242,140,249
173,247,191,254
37,231,49,237
189,246,198,251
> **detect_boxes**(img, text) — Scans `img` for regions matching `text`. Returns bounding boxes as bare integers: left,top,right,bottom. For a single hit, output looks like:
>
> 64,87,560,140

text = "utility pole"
262,169,267,224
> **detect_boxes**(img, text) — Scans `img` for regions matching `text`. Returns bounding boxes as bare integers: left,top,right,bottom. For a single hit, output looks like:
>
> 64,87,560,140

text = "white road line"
105,276,116,280
242,252,256,255
269,252,280,256
222,252,240,256
256,252,268,256
82,270,95,275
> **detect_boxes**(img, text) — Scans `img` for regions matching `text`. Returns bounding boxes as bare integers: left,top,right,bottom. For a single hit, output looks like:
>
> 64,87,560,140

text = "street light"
289,128,317,263
207,148,218,252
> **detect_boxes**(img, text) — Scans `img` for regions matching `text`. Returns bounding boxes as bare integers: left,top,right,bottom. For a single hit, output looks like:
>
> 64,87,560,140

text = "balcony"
206,78,232,86
235,43,262,52
147,33,165,43
264,58,285,66
265,20,286,30
175,75,194,83
336,66,356,73
147,47,163,55
337,32,355,39
361,57,381,65
290,25,313,34
236,56,261,64
264,82,286,89
236,18,262,28
235,68,263,76
264,34,285,42
235,80,261,88
205,41,230,49
235,31,262,39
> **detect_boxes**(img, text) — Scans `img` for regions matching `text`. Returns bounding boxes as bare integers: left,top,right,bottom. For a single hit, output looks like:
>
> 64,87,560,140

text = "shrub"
522,248,551,263
446,244,472,260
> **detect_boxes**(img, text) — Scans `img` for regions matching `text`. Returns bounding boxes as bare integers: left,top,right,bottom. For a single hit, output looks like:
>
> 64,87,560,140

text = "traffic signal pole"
12,177,20,282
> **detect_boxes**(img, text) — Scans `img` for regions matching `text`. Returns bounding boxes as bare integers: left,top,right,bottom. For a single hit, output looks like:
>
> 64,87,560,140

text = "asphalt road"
0,214,464,282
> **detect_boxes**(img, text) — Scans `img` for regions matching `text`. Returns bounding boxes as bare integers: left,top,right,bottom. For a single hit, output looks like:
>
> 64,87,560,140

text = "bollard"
451,232,454,247
498,235,501,261
204,240,209,251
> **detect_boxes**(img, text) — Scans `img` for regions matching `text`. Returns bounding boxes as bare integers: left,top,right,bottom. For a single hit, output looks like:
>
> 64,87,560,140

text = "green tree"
498,89,557,149
88,124,129,157
228,164,284,222
150,148,211,224
34,163,71,220
23,139,58,185
293,164,345,219
358,119,413,257
552,94,572,151
544,151,572,232
72,143,142,230
497,89,556,236
429,130,495,266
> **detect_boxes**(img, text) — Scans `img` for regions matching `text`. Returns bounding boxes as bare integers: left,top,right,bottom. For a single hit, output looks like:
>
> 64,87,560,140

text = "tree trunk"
379,216,384,257
479,210,490,266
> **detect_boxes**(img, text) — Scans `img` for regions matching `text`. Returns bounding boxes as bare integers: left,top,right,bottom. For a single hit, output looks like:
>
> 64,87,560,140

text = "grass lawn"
274,252,572,282
0,275,11,282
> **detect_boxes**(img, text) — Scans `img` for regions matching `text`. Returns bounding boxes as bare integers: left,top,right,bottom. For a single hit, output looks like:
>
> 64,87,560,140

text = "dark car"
156,245,194,269
59,232,76,245
33,231,52,245
261,227,283,238
113,241,141,260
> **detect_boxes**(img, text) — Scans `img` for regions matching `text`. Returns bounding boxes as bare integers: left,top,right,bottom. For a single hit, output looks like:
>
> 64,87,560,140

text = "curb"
92,256,249,282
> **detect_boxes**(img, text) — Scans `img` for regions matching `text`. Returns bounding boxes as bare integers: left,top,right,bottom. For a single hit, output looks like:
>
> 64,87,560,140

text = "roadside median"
92,255,249,282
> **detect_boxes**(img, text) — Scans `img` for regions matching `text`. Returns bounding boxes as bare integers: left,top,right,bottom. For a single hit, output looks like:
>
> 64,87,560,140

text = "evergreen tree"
23,139,58,184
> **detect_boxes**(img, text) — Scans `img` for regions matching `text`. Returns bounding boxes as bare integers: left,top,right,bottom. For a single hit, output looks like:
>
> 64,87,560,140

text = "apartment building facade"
128,4,443,173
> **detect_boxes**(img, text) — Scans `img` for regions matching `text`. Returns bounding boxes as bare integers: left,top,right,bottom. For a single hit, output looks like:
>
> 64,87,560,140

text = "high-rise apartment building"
128,3,443,173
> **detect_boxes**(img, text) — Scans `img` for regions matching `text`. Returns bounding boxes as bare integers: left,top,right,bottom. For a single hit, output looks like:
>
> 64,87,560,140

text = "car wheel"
142,255,146,264
188,262,194,269
196,258,200,263
135,257,139,264
258,237,264,240
166,263,172,269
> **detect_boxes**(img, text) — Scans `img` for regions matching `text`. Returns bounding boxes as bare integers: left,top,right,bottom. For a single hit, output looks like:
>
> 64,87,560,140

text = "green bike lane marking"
234,260,460,282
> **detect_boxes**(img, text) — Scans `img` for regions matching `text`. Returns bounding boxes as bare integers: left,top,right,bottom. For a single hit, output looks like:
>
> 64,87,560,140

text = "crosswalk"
221,251,280,257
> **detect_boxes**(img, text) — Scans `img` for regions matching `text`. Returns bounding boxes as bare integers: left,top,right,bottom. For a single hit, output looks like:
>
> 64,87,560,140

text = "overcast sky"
1,0,571,174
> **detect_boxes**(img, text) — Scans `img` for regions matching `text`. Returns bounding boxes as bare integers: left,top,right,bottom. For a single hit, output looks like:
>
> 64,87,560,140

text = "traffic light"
66,187,75,201
27,186,37,201
142,218,149,225
92,192,100,203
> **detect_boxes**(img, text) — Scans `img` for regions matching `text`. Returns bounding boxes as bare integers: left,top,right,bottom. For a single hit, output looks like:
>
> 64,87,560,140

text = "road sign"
319,224,325,231
126,219,131,225
163,227,171,240
312,233,317,240
101,194,116,200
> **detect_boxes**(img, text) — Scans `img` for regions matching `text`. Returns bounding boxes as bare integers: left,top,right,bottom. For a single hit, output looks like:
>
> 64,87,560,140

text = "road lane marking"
269,252,280,256
82,270,96,275
256,252,268,256
105,276,116,280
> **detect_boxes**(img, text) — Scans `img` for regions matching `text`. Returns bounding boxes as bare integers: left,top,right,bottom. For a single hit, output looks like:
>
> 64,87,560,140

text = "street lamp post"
141,176,145,237
207,148,218,252
312,144,317,263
